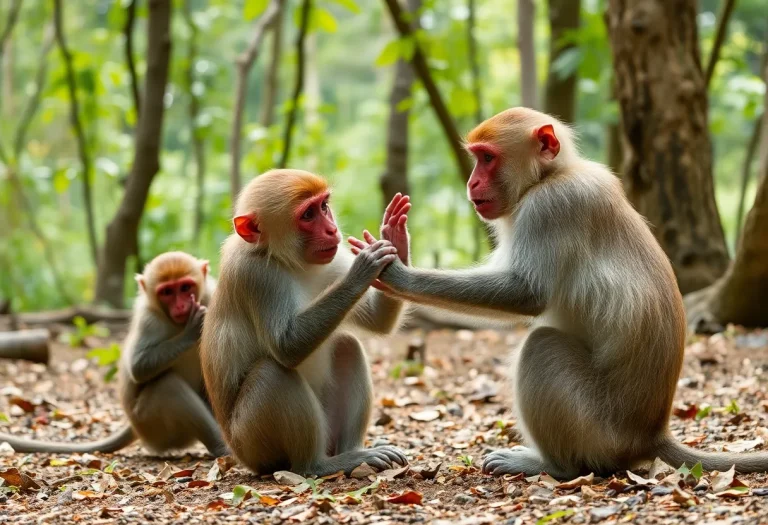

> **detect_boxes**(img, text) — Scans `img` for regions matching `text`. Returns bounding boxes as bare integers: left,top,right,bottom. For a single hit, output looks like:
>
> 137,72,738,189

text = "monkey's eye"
180,283,192,293
160,288,173,296
321,200,329,213
483,153,495,163
301,207,315,221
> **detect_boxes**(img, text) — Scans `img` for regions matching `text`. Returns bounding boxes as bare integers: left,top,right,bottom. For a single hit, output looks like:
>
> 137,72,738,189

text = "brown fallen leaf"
671,487,697,506
274,471,306,486
682,435,707,445
157,462,174,481
723,438,763,452
581,485,599,501
606,477,629,493
626,470,656,486
98,507,123,518
648,458,674,480
386,490,423,505
188,480,211,489
290,506,318,522
413,462,442,480
73,490,105,500
537,473,560,489
173,466,197,478
409,409,441,422
260,494,280,506
378,465,410,480
715,487,750,498
0,467,41,492
556,472,594,490
350,462,376,479
9,396,36,413
206,499,228,511
710,465,749,493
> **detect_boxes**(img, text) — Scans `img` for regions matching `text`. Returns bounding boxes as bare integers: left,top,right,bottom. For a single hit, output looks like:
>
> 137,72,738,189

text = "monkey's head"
465,107,574,221
233,169,341,269
136,251,209,325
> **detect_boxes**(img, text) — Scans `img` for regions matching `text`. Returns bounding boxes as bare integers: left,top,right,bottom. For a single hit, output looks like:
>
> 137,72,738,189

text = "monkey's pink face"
156,277,199,324
467,142,506,220
296,192,340,265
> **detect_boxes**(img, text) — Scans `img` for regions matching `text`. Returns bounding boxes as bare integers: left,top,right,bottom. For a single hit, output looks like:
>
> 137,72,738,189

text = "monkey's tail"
655,435,768,473
0,425,136,454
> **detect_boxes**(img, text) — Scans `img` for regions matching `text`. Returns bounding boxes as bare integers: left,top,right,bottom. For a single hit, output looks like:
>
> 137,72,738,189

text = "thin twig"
53,0,98,267
14,24,54,157
0,0,23,54
124,0,141,115
278,0,311,169
734,113,763,242
230,0,282,203
705,0,737,88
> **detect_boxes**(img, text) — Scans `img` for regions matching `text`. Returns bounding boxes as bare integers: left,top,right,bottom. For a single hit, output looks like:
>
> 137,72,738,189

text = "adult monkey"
201,169,409,476
0,252,227,456
353,107,768,477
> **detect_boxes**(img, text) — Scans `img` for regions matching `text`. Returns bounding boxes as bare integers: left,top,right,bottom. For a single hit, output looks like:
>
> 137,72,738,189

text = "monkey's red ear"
536,124,560,161
234,214,261,244
135,274,146,292
199,260,210,279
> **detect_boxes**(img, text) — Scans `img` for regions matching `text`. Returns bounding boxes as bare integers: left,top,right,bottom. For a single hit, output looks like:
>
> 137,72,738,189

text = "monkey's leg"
323,334,372,455
232,359,405,476
133,373,228,457
483,327,597,479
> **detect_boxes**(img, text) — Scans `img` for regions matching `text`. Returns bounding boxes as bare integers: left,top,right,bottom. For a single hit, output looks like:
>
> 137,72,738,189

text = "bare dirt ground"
1,324,768,524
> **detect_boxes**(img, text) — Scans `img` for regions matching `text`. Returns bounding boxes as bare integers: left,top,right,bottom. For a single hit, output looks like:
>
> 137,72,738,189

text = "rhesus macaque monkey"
201,169,409,476
0,252,227,456
356,107,768,477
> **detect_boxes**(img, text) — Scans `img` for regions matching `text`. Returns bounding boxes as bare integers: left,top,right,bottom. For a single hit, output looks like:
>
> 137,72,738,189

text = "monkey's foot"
482,446,544,477
314,446,408,477
373,444,408,467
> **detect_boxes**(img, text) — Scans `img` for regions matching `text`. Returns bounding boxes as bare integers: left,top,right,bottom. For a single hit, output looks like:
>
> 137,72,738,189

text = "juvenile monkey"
357,107,768,476
0,252,227,456
201,170,409,476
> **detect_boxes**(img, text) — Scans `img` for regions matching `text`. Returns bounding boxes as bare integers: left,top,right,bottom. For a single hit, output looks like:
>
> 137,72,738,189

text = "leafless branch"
124,0,141,115
705,0,737,88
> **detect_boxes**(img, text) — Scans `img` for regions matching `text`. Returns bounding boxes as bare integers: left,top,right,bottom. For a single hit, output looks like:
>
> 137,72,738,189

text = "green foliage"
87,343,121,383
65,317,110,348
695,405,712,421
458,454,473,467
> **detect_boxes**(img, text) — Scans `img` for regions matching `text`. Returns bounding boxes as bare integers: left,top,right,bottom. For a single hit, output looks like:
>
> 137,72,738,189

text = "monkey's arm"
379,259,545,317
129,318,200,384
349,290,406,334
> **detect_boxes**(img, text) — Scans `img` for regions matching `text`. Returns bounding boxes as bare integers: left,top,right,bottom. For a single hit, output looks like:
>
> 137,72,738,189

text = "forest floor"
1,323,768,524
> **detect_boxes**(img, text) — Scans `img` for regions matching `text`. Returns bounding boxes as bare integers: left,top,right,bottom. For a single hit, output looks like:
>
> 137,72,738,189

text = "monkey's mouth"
315,245,338,257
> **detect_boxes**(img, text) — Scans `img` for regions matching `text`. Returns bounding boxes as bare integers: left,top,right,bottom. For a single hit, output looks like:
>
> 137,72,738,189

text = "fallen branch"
0,306,132,328
0,329,50,364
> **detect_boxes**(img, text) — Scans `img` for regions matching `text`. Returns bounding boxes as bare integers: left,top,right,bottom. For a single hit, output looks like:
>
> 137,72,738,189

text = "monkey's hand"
380,193,410,265
184,298,207,340
348,239,398,285
349,233,406,294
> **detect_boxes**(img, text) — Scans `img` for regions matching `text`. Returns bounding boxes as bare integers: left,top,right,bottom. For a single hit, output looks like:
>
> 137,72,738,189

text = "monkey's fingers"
351,248,361,255
347,236,369,250
397,214,408,228
383,193,403,224
371,279,394,292
363,230,380,245
373,445,408,466
388,203,411,228
390,196,410,219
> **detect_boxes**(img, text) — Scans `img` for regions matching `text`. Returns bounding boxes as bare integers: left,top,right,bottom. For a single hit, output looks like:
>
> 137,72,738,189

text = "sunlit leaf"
87,343,121,366
243,0,268,21
551,47,582,81
327,0,360,13
695,405,712,420
537,510,575,525
314,8,338,33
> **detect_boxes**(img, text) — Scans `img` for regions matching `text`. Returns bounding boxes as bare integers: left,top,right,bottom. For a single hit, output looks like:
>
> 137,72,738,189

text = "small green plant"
695,405,712,421
344,478,380,503
87,343,121,383
458,454,473,467
390,359,424,379
65,316,110,347
305,477,336,502
725,400,740,415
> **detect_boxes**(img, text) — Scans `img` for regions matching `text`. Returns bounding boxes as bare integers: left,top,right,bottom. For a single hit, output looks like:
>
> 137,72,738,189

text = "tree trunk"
544,0,579,123
606,0,729,294
380,0,421,206
54,0,98,267
259,2,284,128
382,0,473,181
278,0,311,169
684,60,768,330
124,0,141,115
517,0,537,109
94,0,173,307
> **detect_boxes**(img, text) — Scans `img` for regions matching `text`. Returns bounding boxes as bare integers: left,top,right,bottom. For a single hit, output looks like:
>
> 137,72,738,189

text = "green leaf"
87,343,121,366
550,47,582,81
399,36,415,61
0,413,9,423
395,97,413,112
690,462,703,481
346,478,380,502
695,405,712,420
375,40,401,67
104,364,119,383
537,510,575,525
676,463,690,477
232,484,259,506
725,400,740,415
327,0,360,13
243,0,268,21
53,170,71,194
49,458,71,466
314,7,338,32
73,316,87,329
104,460,119,473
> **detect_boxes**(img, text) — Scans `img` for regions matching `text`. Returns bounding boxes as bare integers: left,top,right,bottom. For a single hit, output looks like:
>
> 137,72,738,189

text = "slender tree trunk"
606,0,729,294
304,32,320,172
124,0,141,116
54,0,98,268
685,61,768,329
544,0,579,123
259,2,284,128
183,1,206,245
735,114,763,242
380,0,421,206
382,0,473,181
94,0,173,307
278,0,311,169
517,0,537,109
230,0,282,203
